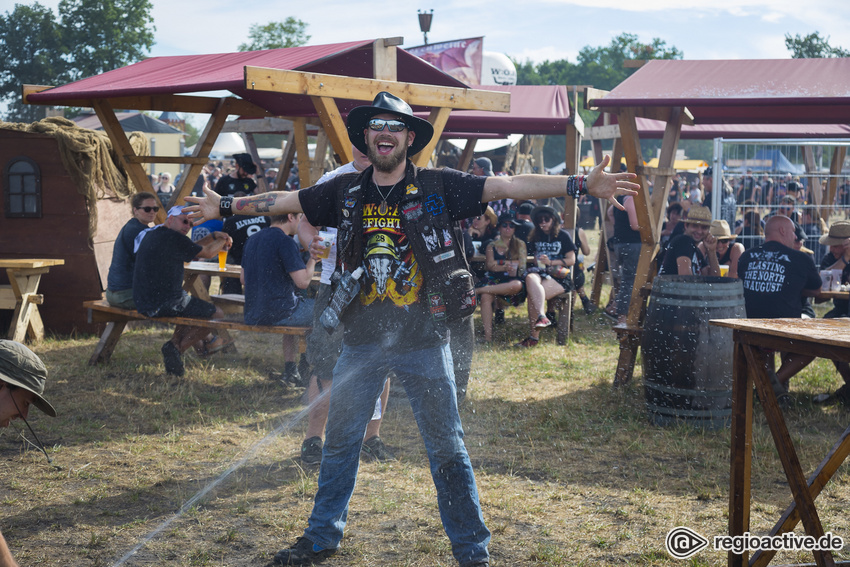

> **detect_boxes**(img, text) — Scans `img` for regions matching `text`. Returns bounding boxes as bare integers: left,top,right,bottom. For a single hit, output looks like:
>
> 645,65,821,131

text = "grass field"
1,298,848,566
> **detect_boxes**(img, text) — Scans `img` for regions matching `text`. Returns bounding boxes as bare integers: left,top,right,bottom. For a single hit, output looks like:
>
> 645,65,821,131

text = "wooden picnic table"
0,258,65,343
816,289,850,302
710,317,850,567
182,261,241,302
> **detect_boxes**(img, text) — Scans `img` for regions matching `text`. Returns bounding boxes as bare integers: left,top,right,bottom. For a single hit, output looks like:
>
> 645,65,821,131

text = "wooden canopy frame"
23,38,509,224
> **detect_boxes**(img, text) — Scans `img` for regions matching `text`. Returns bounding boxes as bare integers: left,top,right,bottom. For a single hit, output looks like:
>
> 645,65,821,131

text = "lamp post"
418,9,433,45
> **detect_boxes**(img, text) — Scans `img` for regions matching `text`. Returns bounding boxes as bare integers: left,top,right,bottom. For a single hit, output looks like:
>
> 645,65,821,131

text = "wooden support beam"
293,118,312,189
457,138,478,172
244,67,511,113
826,146,847,222
585,123,621,141
125,156,209,165
412,107,452,167
169,98,230,214
92,98,157,211
277,132,296,190
373,38,399,81
311,131,330,184
242,133,268,194
310,96,353,165
584,87,610,111
24,85,271,117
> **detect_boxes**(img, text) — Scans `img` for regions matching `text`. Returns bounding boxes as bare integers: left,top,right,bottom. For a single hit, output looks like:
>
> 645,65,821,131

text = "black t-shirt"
223,215,271,265
215,175,257,197
528,229,578,262
133,226,202,316
107,218,148,291
738,240,821,318
660,234,706,275
298,164,486,350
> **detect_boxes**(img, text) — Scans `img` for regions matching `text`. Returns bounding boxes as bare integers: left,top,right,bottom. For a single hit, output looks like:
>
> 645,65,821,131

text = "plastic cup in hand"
317,231,334,259
218,250,227,271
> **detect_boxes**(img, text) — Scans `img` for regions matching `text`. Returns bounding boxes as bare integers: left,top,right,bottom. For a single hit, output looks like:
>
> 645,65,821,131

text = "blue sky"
8,0,850,63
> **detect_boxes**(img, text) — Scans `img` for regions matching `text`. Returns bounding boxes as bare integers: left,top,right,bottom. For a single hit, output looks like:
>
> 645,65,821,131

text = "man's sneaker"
534,314,551,329
300,436,323,466
284,361,305,387
814,383,850,406
494,308,505,325
161,341,184,376
271,537,336,565
361,436,395,462
581,295,597,314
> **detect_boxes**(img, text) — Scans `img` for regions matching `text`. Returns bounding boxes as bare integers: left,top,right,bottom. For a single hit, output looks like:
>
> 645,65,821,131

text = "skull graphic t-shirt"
299,164,485,350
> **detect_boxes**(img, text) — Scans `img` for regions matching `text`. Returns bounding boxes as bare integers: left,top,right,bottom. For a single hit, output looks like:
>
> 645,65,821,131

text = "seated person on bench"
105,191,158,310
241,213,316,384
133,205,233,376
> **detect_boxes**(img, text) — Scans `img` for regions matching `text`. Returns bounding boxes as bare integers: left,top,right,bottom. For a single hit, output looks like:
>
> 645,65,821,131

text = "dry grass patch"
0,308,848,566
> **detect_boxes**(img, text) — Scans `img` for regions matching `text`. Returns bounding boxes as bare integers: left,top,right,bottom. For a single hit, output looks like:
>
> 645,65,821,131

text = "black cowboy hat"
346,92,434,156
232,153,257,175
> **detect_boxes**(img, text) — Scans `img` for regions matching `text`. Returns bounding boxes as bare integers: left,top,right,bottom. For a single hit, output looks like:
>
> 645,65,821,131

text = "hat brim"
0,372,56,417
686,218,712,227
346,106,434,157
819,234,850,246
531,205,558,223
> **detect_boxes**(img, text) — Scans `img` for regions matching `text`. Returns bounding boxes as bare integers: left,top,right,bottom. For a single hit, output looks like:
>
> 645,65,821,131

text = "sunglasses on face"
368,118,408,132
136,206,159,213
538,216,553,224
500,222,515,228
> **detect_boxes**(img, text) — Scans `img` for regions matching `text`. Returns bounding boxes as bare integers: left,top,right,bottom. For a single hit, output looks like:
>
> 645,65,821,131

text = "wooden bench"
83,299,310,366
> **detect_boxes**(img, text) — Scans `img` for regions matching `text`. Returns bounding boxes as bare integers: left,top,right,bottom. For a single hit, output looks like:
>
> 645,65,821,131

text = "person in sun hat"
700,219,745,279
818,220,850,319
185,90,639,567
0,339,56,566
659,204,720,276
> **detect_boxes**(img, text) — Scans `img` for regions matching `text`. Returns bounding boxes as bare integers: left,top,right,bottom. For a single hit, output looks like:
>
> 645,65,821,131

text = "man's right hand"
185,187,222,225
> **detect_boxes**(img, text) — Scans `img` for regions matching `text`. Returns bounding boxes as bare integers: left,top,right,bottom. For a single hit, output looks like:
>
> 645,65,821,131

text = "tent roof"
419,85,573,135
594,58,850,124
591,114,850,139
26,40,469,117
72,111,184,134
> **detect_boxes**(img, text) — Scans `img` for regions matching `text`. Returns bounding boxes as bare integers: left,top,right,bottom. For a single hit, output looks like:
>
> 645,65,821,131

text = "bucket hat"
819,221,850,246
346,91,434,156
685,205,712,226
531,205,559,226
0,340,56,417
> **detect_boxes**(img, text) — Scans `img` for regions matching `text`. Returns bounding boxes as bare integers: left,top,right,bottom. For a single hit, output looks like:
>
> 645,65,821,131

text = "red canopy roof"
27,40,468,117
421,85,573,135
595,58,850,124
592,114,850,139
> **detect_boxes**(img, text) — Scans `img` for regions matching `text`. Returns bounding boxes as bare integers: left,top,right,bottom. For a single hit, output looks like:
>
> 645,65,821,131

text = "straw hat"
685,205,712,226
709,219,735,240
819,221,850,246
482,206,498,228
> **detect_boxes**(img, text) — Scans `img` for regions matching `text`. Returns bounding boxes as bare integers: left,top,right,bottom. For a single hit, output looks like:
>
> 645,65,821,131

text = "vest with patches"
333,162,476,324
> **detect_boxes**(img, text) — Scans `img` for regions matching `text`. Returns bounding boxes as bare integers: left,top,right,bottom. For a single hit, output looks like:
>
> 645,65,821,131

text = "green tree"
0,3,67,122
59,0,155,80
785,32,849,58
238,17,311,51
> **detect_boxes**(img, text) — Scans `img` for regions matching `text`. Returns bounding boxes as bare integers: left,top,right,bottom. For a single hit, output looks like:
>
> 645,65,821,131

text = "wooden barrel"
641,275,745,429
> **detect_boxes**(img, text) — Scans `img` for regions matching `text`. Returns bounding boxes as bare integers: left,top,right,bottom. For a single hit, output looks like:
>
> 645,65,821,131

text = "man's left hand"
586,155,640,210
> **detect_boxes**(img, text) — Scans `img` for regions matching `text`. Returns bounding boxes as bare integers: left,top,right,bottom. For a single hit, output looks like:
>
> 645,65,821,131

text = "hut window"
4,157,42,218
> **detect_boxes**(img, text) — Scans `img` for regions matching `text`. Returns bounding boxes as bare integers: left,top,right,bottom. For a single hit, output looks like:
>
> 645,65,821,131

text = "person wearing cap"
473,157,509,216
105,191,160,310
214,153,258,197
659,205,720,277
818,220,850,319
133,206,233,376
185,91,638,567
475,212,527,343
700,219,744,279
0,340,56,566
737,215,823,405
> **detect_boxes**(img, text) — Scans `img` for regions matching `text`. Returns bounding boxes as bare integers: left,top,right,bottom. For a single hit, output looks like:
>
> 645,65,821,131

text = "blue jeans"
271,297,314,327
614,242,642,317
303,342,490,566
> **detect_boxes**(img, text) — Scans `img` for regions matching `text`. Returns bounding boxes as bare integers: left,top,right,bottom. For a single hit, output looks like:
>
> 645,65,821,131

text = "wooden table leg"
742,344,834,567
90,321,128,365
6,268,47,343
751,425,850,567
613,334,639,388
729,340,754,567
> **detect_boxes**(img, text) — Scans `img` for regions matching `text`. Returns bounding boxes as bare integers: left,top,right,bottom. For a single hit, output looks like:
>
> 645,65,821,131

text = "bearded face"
364,113,414,174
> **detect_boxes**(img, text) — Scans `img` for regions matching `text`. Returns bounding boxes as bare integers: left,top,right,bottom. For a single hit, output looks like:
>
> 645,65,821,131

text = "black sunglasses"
136,206,160,213
500,222,515,228
368,118,407,132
